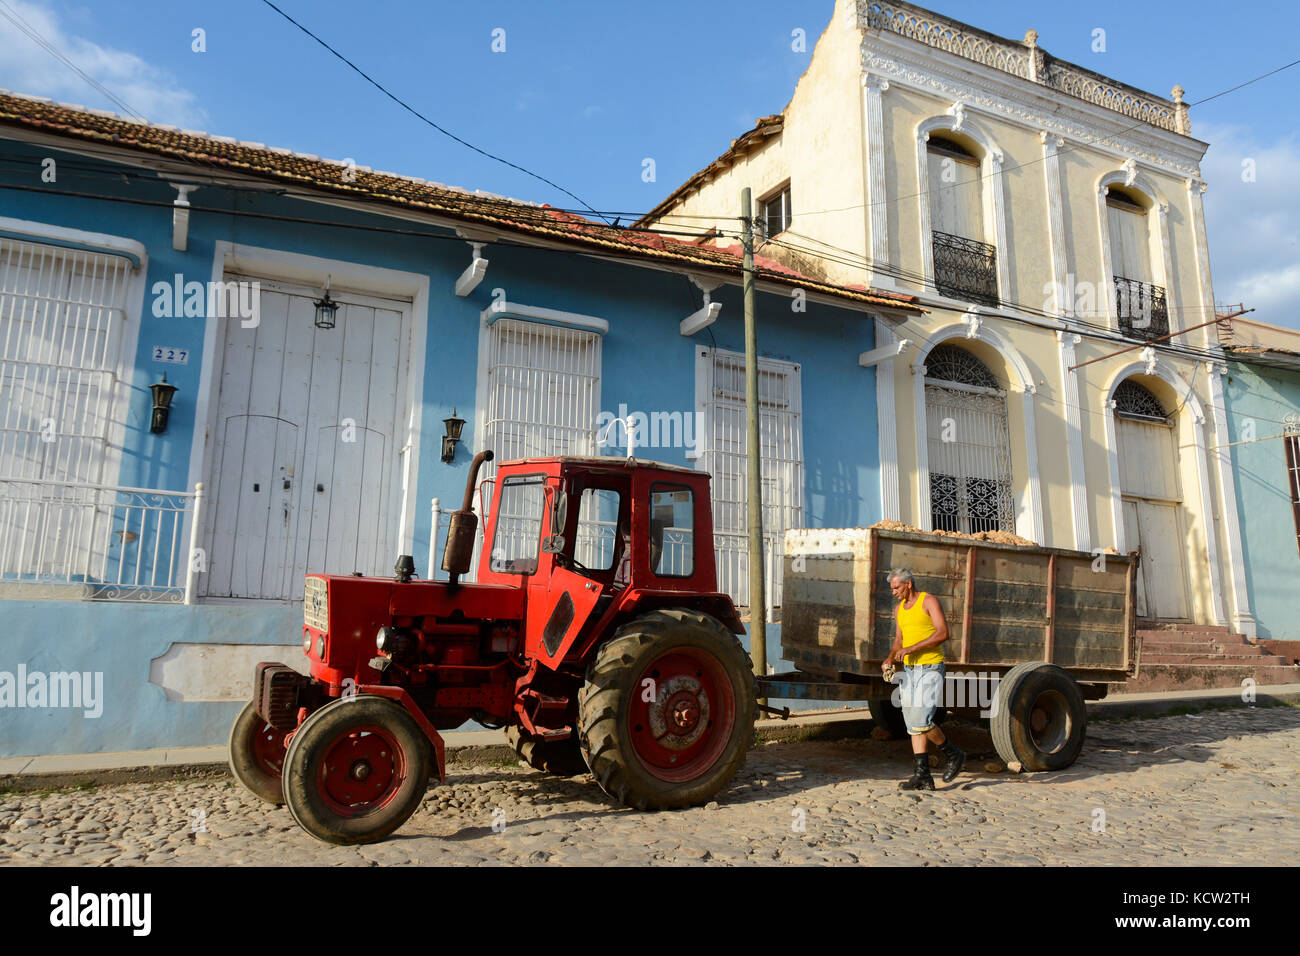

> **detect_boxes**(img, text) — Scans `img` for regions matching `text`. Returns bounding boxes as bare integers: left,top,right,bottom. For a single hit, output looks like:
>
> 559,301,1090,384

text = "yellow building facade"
640,0,1253,633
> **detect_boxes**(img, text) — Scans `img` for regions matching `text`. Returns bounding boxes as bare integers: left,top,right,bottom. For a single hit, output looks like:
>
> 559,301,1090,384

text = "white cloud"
0,0,205,127
1199,121,1300,329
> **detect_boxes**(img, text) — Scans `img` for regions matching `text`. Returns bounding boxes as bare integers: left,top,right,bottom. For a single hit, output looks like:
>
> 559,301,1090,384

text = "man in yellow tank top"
883,568,965,790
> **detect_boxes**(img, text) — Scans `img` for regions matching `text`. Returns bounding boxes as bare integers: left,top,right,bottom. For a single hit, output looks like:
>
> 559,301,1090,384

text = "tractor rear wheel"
505,726,588,776
283,696,431,845
228,699,287,805
578,608,755,810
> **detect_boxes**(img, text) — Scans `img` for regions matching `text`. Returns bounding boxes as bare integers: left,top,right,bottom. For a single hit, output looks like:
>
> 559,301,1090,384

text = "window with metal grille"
0,237,130,482
1285,433,1300,560
927,137,997,306
1114,379,1169,423
924,345,1014,533
0,237,133,585
483,318,601,467
698,347,803,610
480,318,601,583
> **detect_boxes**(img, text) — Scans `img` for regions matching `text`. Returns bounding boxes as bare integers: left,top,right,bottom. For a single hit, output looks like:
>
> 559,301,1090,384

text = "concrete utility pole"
741,188,767,683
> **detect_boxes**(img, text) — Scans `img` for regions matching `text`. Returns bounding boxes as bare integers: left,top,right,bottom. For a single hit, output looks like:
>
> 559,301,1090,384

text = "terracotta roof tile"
0,89,920,313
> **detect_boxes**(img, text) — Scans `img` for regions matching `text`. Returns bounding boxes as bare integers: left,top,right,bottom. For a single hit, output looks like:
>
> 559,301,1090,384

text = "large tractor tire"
991,662,1087,771
505,725,589,777
228,699,288,805
283,696,432,845
578,608,756,810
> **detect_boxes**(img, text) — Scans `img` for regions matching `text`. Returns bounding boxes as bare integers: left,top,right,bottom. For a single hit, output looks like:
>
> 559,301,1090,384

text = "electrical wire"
257,0,611,223
0,0,143,120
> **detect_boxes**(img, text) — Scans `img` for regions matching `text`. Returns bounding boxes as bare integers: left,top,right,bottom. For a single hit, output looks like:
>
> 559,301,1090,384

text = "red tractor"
228,451,757,844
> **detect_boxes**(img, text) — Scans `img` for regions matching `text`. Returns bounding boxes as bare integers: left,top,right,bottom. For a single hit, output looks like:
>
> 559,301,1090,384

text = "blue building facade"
1221,341,1300,644
0,93,919,757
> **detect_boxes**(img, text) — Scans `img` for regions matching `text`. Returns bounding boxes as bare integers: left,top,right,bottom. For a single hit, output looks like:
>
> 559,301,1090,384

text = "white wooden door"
1116,416,1189,620
204,280,410,600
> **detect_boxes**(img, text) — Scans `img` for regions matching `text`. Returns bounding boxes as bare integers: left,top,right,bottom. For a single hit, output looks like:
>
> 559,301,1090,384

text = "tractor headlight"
303,631,312,653
316,634,325,658
376,626,400,652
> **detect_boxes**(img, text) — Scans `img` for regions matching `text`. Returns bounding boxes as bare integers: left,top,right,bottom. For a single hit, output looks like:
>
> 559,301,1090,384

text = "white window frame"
756,182,793,241
473,309,605,473
1094,169,1177,336
0,217,147,489
914,115,1011,305
693,345,804,612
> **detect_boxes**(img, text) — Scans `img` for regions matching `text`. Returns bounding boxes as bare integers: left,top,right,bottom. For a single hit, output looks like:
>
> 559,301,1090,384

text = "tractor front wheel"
228,699,287,805
579,609,755,810
283,696,431,845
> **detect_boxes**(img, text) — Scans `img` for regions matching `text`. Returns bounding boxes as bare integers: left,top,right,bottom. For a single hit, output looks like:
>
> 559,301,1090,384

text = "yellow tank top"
897,592,944,666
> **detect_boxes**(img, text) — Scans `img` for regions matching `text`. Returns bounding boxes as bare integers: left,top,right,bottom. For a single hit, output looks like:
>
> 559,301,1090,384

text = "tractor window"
490,474,546,574
649,483,694,577
575,488,621,571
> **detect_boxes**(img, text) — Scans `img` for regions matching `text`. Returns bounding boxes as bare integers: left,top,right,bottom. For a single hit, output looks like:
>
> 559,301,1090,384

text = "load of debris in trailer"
869,520,1120,554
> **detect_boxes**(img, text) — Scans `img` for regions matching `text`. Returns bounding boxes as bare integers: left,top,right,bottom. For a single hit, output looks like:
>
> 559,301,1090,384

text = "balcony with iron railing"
1113,275,1170,340
932,231,999,307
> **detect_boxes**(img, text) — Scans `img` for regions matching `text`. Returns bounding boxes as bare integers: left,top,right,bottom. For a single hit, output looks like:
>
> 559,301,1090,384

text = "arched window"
927,135,998,306
924,344,1014,533
1113,379,1169,423
1106,184,1168,339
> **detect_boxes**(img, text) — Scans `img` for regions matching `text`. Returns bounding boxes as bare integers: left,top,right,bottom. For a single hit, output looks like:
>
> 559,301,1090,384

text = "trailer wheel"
505,726,589,777
228,699,287,805
867,698,907,739
283,696,431,845
991,663,1087,771
579,609,755,810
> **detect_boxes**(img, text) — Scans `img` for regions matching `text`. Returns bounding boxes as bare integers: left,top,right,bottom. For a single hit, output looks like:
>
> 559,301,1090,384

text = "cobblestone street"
2,706,1295,867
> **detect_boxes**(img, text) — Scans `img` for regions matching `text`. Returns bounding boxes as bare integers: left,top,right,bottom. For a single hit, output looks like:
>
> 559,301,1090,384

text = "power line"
0,0,142,119
257,0,611,224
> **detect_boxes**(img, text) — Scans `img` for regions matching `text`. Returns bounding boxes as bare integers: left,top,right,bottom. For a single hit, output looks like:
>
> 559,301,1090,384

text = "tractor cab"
476,457,742,669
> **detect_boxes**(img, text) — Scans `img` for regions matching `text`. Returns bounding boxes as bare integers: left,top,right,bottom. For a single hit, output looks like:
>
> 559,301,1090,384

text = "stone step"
1141,652,1290,666
1138,623,1235,634
1137,628,1242,641
1140,641,1275,657
1124,663,1300,694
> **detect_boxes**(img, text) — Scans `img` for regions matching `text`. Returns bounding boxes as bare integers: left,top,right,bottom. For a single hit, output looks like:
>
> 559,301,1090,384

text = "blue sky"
3,0,1298,325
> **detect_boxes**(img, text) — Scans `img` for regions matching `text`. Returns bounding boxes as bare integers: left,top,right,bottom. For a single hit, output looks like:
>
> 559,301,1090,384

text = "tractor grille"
303,576,328,632
256,663,305,730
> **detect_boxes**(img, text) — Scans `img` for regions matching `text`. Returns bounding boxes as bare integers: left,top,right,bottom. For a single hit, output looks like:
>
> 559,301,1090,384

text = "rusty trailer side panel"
780,528,1137,684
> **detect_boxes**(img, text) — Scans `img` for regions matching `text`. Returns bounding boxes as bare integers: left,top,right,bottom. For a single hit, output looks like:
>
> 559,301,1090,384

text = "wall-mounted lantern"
442,409,466,463
314,275,338,330
150,373,178,434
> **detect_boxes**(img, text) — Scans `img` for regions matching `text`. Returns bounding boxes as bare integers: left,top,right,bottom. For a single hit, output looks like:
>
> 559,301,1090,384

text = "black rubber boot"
899,753,936,791
939,740,966,783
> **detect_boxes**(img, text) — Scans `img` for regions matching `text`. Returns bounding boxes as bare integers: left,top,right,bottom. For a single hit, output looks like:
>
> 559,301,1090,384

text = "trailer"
756,527,1139,771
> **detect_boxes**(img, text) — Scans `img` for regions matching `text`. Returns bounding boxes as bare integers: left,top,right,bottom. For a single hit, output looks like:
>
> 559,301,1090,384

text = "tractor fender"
617,590,746,635
357,685,447,784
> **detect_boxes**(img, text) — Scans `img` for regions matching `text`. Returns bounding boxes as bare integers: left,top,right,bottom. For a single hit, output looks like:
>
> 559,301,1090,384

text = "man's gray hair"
888,568,914,585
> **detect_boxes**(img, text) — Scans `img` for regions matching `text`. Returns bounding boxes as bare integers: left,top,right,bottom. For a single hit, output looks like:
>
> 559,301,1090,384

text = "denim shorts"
896,661,945,735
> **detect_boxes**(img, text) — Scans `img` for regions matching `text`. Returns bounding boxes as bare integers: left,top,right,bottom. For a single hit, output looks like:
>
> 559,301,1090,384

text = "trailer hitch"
755,702,790,720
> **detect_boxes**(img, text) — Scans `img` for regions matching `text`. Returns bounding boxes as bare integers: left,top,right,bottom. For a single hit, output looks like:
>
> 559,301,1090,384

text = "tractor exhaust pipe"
442,449,494,585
